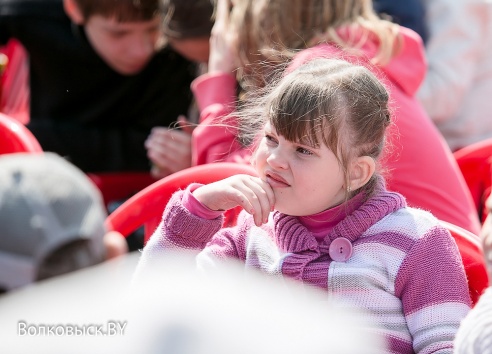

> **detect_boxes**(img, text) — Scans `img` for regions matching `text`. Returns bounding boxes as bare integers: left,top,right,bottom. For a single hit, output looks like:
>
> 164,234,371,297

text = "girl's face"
254,122,347,216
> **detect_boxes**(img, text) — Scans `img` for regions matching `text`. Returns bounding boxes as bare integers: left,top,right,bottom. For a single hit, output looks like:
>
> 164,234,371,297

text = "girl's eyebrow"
297,135,319,148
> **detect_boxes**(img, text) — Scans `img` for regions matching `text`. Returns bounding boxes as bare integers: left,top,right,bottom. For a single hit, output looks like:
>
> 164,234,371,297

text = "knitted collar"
271,178,407,253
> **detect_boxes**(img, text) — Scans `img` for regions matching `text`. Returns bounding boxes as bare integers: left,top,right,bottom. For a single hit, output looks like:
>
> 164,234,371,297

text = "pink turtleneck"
298,193,364,241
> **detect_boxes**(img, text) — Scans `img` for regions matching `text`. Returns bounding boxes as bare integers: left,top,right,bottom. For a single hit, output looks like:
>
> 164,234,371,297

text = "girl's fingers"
192,175,274,226
242,179,274,224
259,179,276,211
229,188,263,227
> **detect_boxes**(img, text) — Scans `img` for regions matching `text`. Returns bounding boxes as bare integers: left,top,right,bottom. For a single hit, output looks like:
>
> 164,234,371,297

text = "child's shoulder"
364,206,445,241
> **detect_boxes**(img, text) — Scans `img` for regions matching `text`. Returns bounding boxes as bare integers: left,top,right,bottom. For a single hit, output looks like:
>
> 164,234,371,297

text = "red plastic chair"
454,138,492,222
0,112,42,154
440,220,489,306
0,39,30,124
105,162,257,244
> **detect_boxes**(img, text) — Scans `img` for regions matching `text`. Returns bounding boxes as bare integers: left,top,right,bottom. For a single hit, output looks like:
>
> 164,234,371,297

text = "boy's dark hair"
162,0,214,39
73,0,162,22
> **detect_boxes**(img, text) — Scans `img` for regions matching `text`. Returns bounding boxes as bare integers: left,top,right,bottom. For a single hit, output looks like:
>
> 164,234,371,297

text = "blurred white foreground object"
0,252,385,353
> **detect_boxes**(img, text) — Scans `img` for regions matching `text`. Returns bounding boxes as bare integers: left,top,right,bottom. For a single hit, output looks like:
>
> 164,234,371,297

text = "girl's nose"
266,148,289,169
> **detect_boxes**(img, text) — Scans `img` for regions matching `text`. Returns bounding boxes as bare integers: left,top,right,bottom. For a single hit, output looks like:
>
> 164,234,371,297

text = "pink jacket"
191,27,481,235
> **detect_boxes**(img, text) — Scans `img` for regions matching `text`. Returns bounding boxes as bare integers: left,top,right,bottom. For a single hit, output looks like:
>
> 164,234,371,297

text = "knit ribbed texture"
137,185,472,354
163,191,223,249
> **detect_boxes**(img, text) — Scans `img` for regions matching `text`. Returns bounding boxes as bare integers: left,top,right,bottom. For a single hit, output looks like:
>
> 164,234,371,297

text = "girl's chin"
273,203,301,217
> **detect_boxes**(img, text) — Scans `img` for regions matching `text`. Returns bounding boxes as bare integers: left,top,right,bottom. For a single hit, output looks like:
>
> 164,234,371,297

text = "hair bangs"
268,77,340,150
77,0,161,21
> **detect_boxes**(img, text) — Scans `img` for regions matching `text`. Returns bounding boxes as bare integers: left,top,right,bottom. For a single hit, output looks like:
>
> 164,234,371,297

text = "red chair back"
454,138,492,222
0,39,30,124
0,113,42,154
440,220,489,305
105,163,257,244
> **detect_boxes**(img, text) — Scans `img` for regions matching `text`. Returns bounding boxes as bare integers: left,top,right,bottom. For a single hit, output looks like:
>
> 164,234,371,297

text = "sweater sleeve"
190,72,252,166
133,189,224,281
134,187,252,280
395,225,472,353
196,213,252,270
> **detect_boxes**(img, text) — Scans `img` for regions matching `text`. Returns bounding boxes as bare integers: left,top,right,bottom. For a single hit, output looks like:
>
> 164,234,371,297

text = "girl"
137,58,471,354
190,0,481,235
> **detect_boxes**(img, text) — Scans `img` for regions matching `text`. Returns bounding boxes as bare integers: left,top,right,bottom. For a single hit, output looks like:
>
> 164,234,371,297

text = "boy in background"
0,0,195,173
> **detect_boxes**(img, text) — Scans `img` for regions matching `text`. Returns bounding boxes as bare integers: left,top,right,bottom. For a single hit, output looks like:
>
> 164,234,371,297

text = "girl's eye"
297,147,314,155
265,134,277,144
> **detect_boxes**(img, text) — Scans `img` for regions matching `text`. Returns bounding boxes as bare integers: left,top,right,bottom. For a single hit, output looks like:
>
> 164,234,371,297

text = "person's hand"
145,116,194,179
193,174,275,226
103,231,129,259
208,0,238,74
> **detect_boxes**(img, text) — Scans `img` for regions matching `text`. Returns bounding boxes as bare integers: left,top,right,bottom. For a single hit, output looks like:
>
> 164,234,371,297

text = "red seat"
105,162,488,306
454,138,492,222
105,162,257,244
0,39,30,124
440,220,489,306
0,112,42,154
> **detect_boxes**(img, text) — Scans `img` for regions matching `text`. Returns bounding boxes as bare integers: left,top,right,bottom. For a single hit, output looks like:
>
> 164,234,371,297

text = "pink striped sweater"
138,183,471,353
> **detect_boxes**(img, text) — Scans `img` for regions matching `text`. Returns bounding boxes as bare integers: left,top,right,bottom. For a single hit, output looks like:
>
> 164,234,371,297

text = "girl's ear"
348,156,376,191
63,0,85,24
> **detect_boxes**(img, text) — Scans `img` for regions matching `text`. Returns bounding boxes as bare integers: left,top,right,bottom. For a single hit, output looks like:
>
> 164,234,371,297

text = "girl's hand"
208,0,238,74
145,116,194,178
193,174,275,226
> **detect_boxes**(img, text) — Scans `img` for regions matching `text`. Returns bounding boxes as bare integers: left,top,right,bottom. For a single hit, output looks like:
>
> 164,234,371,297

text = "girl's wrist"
186,184,224,219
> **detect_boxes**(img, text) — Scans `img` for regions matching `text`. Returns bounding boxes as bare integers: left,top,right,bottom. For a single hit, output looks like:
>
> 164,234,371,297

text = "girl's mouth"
265,171,290,187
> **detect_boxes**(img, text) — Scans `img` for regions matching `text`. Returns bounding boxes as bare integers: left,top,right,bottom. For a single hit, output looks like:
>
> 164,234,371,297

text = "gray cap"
0,153,107,291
